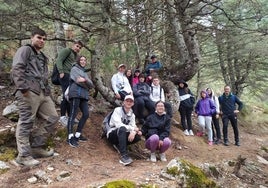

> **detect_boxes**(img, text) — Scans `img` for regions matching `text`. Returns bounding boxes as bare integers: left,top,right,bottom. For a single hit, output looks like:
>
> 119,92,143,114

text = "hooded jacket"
195,91,216,116
206,88,220,114
141,112,171,141
68,64,94,100
178,80,195,109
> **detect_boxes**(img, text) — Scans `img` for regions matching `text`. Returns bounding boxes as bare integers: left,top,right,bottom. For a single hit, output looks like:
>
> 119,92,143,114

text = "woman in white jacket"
206,88,221,144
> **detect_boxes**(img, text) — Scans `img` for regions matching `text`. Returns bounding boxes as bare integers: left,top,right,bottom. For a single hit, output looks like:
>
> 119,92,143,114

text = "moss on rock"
102,180,136,188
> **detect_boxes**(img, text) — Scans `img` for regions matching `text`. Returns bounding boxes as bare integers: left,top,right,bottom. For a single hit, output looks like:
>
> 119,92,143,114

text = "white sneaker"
150,153,157,162
59,116,68,127
188,130,194,136
159,153,167,162
183,130,189,136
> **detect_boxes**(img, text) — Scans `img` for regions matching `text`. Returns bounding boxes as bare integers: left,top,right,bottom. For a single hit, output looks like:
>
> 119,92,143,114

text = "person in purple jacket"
195,90,216,145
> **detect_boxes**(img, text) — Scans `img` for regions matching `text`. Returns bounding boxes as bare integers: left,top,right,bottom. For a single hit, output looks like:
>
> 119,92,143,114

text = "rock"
2,102,19,121
256,155,268,165
27,176,38,184
57,171,71,181
0,161,9,170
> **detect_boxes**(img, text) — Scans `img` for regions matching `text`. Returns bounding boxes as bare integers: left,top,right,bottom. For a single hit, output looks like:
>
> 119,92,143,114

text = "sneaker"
224,141,229,146
235,142,240,146
59,116,68,127
119,154,133,166
208,141,213,146
16,156,40,166
69,137,79,147
150,153,157,162
188,130,194,136
196,131,204,137
159,153,167,162
183,130,189,136
214,139,220,145
31,148,54,158
75,135,88,142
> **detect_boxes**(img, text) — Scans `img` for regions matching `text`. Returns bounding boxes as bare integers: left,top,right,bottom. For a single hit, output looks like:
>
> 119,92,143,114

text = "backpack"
101,110,115,138
51,49,72,85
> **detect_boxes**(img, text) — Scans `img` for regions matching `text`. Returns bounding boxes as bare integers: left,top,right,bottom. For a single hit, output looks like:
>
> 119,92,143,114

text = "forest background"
0,0,267,123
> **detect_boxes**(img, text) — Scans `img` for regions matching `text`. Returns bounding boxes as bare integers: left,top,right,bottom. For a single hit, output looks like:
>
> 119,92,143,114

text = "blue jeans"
67,98,89,136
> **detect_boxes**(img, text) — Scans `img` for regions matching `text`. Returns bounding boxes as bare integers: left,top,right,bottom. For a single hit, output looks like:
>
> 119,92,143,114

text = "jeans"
67,98,89,136
198,116,213,141
222,114,239,143
145,134,171,153
212,114,221,140
59,73,70,116
108,126,141,156
179,106,193,131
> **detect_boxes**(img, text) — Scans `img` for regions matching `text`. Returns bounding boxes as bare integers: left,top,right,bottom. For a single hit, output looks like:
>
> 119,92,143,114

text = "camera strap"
121,107,132,125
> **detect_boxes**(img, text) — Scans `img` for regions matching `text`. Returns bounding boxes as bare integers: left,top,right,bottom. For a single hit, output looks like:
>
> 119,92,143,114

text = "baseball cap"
124,95,134,101
118,64,126,69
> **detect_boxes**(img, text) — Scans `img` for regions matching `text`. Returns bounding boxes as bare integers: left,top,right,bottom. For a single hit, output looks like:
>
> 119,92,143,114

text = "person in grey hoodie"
206,88,221,144
195,90,216,145
67,55,94,147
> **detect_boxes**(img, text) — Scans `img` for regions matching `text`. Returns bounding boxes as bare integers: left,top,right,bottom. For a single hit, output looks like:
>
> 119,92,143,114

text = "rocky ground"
0,83,268,188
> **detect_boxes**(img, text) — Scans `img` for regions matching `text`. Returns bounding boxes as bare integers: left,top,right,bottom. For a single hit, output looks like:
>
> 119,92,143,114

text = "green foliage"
0,146,17,162
101,180,136,188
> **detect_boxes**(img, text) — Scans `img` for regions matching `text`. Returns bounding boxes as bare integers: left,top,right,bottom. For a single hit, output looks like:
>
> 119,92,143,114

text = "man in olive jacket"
56,40,83,126
12,28,59,166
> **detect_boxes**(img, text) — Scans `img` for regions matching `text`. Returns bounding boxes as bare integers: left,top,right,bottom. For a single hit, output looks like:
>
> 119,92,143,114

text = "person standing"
106,95,142,165
111,64,133,100
194,90,216,145
141,101,172,162
206,88,221,144
178,80,195,136
218,85,243,146
56,40,83,126
67,56,94,147
12,28,58,166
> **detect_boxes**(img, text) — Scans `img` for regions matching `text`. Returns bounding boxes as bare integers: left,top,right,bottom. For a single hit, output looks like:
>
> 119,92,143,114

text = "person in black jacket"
141,101,172,162
218,85,243,146
178,80,195,136
67,55,94,147
132,74,155,125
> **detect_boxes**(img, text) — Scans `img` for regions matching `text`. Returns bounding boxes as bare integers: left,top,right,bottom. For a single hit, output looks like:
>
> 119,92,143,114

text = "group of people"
11,28,243,167
178,80,243,146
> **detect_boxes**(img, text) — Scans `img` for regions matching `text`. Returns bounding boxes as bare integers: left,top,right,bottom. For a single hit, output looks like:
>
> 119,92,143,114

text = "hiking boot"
188,130,194,136
16,156,40,166
183,130,189,136
119,154,133,166
214,139,220,145
75,135,88,142
150,153,157,162
159,153,167,162
223,141,229,146
31,148,54,158
69,137,79,147
59,116,68,127
235,142,240,146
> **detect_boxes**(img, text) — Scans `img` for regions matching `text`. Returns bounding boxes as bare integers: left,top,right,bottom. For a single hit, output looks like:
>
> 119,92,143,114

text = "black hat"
151,55,157,59
178,80,188,87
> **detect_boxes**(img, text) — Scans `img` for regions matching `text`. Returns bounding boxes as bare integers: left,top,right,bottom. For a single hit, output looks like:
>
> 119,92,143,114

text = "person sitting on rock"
132,73,155,125
106,95,142,166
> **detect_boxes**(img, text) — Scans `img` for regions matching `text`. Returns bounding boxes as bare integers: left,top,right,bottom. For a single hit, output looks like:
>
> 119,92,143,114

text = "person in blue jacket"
218,85,243,146
145,55,162,85
67,55,94,147
195,90,216,145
